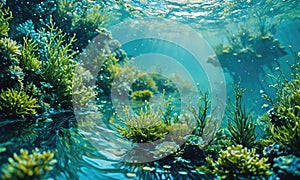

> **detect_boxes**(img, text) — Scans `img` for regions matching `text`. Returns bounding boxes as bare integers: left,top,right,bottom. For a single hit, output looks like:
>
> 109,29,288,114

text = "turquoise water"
1,0,300,179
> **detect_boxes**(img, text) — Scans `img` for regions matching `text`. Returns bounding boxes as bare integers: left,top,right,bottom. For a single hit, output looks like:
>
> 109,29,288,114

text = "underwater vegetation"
227,83,256,148
0,89,39,119
0,0,299,179
1,148,57,180
207,17,287,83
55,0,110,49
262,50,300,156
0,3,11,36
203,144,271,179
117,106,169,143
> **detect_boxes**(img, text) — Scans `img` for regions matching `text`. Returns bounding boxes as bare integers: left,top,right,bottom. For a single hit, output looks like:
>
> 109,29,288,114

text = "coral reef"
273,154,300,178
1,148,57,180
203,144,271,179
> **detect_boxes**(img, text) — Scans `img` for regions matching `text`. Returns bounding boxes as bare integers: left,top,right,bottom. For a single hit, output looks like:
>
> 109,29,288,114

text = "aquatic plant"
273,154,300,178
39,18,77,109
131,89,153,102
203,144,271,179
117,106,169,143
227,83,256,148
0,3,12,37
72,66,97,109
56,0,110,49
0,88,39,119
159,91,179,126
0,36,24,90
20,37,41,71
131,73,158,92
188,90,211,136
152,141,180,159
1,148,57,180
167,123,191,144
207,21,286,82
262,51,300,155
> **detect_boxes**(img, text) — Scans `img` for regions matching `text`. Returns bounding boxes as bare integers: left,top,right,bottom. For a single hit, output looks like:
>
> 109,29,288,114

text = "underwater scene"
0,0,300,179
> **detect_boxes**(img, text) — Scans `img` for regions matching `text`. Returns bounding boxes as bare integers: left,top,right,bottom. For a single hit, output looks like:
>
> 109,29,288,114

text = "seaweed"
262,50,300,155
0,88,39,119
1,148,57,180
202,144,271,179
38,18,77,109
188,90,211,136
117,105,169,143
227,83,256,148
0,3,11,37
55,0,110,49
131,89,153,102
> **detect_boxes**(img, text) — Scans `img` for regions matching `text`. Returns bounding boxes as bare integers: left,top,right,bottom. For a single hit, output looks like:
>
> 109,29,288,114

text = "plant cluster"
117,106,169,143
227,83,256,148
55,0,110,49
0,89,39,119
203,144,271,179
262,51,300,155
207,19,287,82
1,148,57,180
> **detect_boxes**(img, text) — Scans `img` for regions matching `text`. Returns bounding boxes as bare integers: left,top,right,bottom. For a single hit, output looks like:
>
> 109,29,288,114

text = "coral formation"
273,154,300,178
204,144,271,179
1,148,57,180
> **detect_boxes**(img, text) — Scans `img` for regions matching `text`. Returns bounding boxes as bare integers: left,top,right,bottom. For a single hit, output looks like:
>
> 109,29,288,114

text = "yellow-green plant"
0,88,39,119
0,37,21,57
227,83,256,148
40,18,77,109
117,106,169,143
263,51,300,155
188,90,211,136
131,89,153,102
72,66,97,109
56,0,109,48
20,37,41,71
131,73,158,92
1,148,57,180
203,144,271,179
0,3,12,37
0,37,24,90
